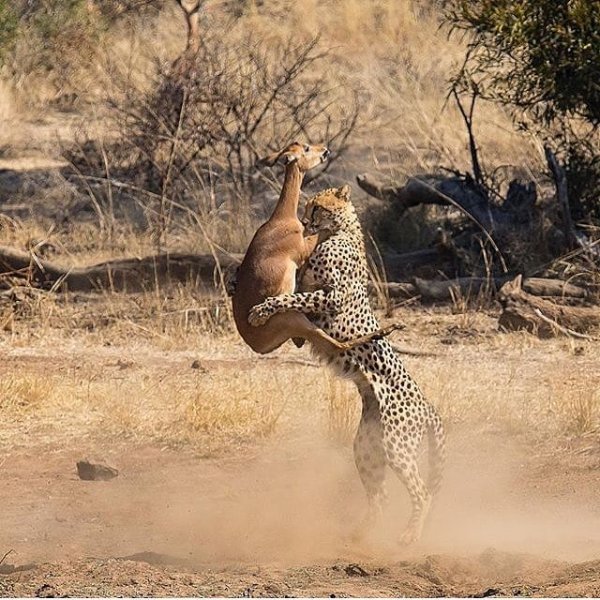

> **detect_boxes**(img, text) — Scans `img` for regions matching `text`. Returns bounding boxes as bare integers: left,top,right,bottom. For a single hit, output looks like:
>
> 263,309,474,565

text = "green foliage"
25,0,103,66
445,0,600,222
445,0,600,125
561,133,600,221
0,0,18,65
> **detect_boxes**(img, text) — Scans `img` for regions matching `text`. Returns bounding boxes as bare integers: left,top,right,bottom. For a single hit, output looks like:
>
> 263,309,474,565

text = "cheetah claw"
248,305,271,327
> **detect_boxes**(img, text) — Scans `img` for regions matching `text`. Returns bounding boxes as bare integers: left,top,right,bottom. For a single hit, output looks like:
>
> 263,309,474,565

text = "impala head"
258,142,330,172
301,184,353,234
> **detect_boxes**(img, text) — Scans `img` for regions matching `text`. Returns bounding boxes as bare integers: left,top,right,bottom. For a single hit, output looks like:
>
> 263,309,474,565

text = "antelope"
232,142,397,354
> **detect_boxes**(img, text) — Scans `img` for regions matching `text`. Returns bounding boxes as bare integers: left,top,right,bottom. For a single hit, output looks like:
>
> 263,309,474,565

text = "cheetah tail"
427,408,446,496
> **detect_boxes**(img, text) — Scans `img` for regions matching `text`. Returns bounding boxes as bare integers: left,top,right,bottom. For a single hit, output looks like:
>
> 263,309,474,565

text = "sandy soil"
1,327,600,598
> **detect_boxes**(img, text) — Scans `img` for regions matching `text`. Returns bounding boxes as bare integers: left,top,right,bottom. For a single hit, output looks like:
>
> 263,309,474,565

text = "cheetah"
248,185,446,544
232,141,398,355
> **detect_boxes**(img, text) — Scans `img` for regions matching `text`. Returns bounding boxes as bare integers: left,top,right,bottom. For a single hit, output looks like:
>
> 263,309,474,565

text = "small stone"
76,460,119,481
36,583,58,598
191,360,208,372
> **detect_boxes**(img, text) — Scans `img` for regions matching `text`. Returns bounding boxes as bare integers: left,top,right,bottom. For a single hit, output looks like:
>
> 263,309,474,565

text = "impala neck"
271,161,304,220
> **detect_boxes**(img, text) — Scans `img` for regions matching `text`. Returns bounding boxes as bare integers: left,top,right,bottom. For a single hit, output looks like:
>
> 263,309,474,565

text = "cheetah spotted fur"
248,185,446,544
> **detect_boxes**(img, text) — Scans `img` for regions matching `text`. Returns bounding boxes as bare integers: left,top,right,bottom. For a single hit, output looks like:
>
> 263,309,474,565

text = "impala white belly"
279,260,297,295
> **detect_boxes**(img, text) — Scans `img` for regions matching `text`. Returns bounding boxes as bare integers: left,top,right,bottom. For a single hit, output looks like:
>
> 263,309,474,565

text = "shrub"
445,0,600,125
0,1,18,66
445,0,600,221
65,31,360,251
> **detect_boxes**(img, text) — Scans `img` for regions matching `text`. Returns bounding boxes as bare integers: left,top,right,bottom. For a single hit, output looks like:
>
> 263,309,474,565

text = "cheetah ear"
336,184,351,201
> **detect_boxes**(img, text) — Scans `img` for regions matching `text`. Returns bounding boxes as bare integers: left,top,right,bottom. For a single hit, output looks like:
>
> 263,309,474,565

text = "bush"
445,0,600,125
123,33,358,196
64,32,360,251
5,0,103,98
2,0,166,102
0,1,18,66
445,0,600,221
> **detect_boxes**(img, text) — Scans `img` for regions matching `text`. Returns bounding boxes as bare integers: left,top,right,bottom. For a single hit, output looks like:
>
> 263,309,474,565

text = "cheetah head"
302,184,352,234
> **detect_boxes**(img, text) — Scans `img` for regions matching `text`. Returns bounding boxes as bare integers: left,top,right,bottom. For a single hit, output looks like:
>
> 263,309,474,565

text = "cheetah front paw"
248,303,272,327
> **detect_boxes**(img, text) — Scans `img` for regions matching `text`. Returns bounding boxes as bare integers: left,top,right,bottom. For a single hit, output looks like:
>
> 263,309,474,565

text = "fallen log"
382,247,451,279
521,277,588,299
414,276,509,301
412,276,589,302
368,281,418,299
356,173,536,232
498,275,600,338
0,245,242,293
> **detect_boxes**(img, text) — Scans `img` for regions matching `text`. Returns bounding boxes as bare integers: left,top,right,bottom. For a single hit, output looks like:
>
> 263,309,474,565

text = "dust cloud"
25,429,598,569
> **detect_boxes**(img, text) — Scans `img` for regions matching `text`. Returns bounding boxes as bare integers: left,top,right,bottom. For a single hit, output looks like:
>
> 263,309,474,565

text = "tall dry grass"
1,330,598,456
0,356,336,454
1,283,234,348
2,0,541,180
0,0,547,278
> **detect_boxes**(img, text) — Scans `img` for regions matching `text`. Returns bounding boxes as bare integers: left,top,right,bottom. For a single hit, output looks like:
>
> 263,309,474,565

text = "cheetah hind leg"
349,489,388,545
350,390,388,543
397,408,445,544
390,459,432,545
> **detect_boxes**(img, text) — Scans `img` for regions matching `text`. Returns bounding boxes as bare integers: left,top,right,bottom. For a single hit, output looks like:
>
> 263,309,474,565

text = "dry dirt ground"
1,308,599,597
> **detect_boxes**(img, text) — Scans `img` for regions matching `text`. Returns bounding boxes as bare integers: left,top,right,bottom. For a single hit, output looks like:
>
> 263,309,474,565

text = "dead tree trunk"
411,276,588,302
498,275,600,338
356,173,537,233
370,276,589,302
544,146,577,249
0,245,241,293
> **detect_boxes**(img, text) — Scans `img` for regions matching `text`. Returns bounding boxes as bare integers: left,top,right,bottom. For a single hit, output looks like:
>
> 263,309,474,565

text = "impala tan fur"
232,142,396,355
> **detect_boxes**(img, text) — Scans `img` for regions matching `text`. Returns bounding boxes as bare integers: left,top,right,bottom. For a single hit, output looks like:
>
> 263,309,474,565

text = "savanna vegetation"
0,7,599,596
0,0,597,444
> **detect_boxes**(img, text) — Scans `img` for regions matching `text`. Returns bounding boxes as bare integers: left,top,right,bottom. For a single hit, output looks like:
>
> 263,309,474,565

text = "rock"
76,460,119,481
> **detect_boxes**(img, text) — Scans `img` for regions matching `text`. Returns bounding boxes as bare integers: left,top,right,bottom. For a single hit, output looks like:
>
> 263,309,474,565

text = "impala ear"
256,150,281,168
256,150,299,168
279,151,298,165
336,184,352,201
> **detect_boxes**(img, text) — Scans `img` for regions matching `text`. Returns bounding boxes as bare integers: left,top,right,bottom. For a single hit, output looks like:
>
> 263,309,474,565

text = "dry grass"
0,375,53,411
0,361,316,454
1,0,541,179
1,326,598,458
0,0,548,281
2,281,598,457
2,284,233,350
412,346,600,440
0,1,597,462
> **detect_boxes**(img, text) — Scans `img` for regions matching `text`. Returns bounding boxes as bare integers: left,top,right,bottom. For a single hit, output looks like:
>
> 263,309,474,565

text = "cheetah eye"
304,145,311,152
